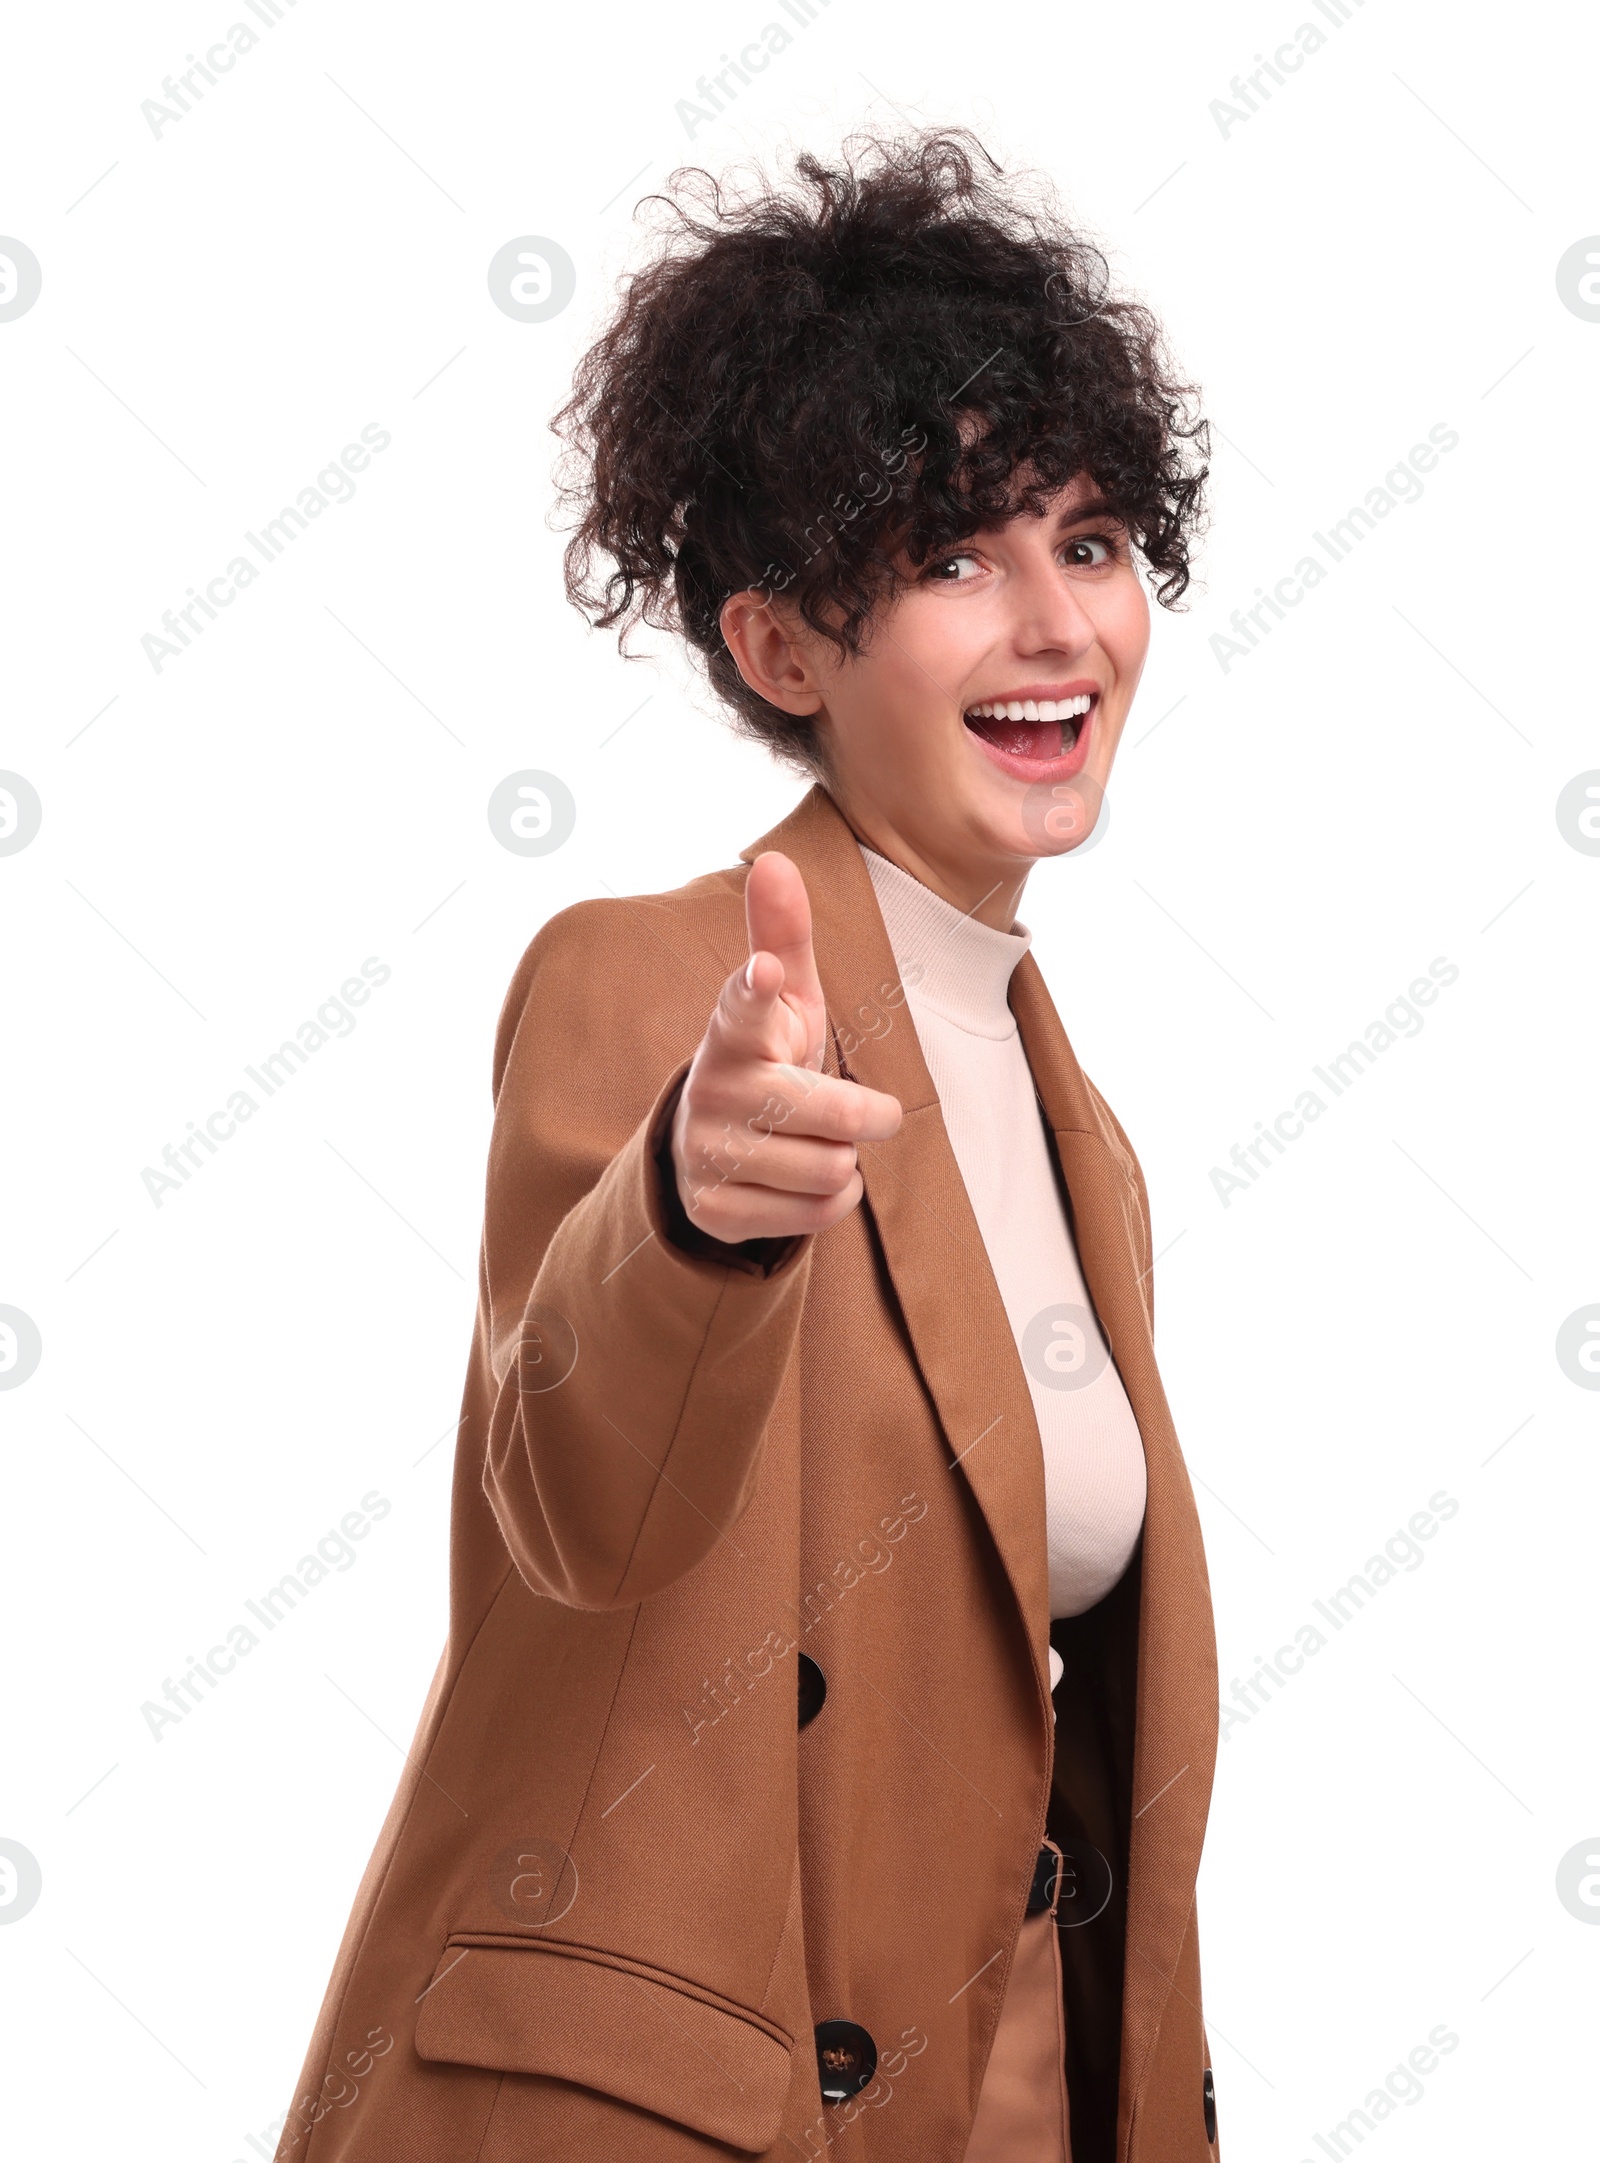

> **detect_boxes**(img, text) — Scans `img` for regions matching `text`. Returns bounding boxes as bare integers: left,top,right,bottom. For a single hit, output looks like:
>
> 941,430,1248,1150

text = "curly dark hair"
552,127,1210,777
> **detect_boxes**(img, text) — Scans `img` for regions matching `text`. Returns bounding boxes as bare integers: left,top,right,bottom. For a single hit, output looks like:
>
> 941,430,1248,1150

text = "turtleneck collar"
858,842,1032,1040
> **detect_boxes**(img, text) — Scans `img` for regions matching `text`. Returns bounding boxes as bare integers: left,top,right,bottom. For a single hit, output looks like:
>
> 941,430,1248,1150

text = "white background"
2,2,1596,2157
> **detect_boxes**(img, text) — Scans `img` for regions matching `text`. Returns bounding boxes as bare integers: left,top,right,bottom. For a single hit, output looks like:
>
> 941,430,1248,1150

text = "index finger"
745,851,825,1049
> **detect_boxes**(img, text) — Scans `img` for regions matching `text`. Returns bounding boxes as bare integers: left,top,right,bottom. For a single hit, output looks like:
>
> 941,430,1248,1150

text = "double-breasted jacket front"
273,783,1222,2163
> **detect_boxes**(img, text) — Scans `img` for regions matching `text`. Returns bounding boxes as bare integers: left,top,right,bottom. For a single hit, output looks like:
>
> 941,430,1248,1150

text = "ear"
718,588,825,716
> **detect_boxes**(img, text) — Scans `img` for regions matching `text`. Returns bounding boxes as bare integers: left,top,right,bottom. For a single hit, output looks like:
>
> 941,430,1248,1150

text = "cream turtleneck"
858,843,1147,1620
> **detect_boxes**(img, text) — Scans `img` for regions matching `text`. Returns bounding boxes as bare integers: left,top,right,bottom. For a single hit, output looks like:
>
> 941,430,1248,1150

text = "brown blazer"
273,784,1222,2163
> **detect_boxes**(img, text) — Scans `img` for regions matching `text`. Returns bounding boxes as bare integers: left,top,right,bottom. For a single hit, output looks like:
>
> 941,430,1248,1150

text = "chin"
980,769,1108,863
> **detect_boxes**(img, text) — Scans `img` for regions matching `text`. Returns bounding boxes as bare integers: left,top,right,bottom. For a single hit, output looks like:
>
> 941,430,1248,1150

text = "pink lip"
962,688,1099,784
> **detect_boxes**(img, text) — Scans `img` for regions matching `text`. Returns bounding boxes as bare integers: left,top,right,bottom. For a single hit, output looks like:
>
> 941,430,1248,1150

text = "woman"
275,130,1221,2163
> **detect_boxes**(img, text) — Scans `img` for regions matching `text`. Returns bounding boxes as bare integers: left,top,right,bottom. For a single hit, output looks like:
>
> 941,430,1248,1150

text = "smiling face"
719,469,1151,928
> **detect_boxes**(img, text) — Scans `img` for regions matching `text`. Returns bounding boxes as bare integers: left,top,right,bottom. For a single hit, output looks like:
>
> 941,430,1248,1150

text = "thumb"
745,851,825,1064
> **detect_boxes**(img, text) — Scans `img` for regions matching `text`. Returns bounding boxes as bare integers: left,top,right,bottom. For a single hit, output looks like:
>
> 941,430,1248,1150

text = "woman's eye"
1063,532,1118,568
926,551,982,582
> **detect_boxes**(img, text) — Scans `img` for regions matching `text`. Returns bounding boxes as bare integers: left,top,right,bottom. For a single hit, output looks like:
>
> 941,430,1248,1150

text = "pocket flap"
414,1934,795,2153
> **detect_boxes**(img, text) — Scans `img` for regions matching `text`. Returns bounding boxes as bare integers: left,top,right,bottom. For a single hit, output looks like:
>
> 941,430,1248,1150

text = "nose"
1006,544,1099,660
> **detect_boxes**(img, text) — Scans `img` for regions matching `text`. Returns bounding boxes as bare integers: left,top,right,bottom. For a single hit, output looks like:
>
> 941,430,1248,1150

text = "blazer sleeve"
477,896,814,1612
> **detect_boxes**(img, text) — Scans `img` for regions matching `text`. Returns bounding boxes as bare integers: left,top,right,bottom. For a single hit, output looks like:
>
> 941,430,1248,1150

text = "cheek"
1098,574,1151,682
880,590,977,694
832,596,971,759
818,632,946,773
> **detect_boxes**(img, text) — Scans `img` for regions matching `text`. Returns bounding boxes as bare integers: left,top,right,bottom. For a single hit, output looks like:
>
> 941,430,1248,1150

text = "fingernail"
744,957,758,991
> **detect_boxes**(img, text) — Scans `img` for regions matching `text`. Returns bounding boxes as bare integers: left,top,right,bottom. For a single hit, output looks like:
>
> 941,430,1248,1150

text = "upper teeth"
965,694,1094,722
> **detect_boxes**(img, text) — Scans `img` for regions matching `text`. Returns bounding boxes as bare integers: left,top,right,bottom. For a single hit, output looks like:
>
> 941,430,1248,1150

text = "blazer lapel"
739,787,1219,2140
738,786,1054,1712
1010,958,1220,2145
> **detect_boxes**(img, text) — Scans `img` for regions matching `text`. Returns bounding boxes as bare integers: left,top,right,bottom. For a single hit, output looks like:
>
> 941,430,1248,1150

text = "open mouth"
962,691,1096,775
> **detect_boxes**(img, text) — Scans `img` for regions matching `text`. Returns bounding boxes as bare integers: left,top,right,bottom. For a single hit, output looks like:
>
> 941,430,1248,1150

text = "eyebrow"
960,493,1128,541
903,493,1132,572
1050,495,1125,527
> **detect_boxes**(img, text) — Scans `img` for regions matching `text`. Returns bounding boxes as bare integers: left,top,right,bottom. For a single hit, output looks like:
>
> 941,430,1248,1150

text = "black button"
798,1654,827,1728
1050,1839,1114,1928
1026,1844,1059,1915
1202,2066,1216,2142
814,2019,876,2102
